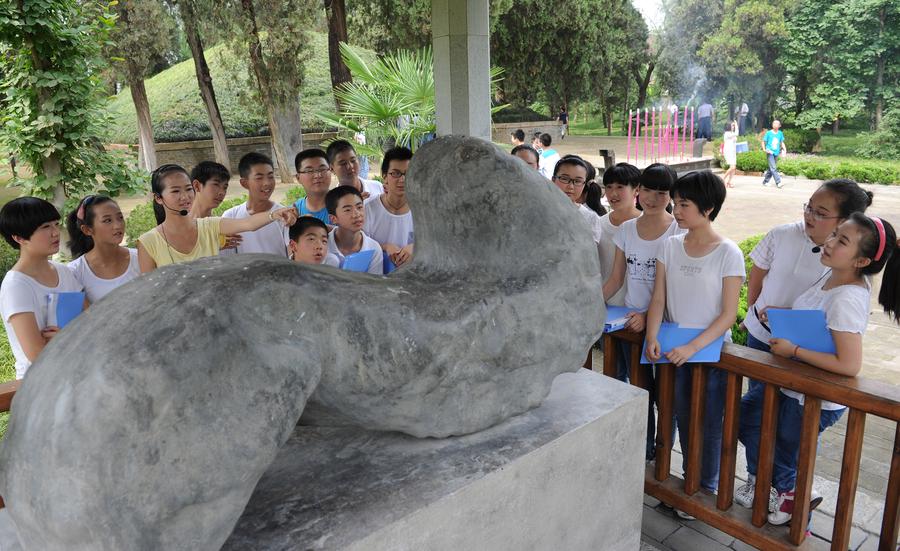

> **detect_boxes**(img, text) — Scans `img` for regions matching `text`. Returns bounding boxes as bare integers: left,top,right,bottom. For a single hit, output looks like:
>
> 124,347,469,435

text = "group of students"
0,139,414,381
552,151,900,526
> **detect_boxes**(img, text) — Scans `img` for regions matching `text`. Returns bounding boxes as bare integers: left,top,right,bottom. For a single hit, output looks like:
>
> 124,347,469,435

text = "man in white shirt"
538,133,560,179
364,146,414,269
326,139,384,200
697,101,714,140
220,152,289,257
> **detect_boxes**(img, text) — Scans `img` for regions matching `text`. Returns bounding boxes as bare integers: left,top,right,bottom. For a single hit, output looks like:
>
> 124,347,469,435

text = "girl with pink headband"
742,212,900,527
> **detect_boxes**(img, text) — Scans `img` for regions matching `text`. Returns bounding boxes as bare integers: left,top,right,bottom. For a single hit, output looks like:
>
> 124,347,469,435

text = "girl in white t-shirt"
603,163,682,461
722,121,738,188
598,163,642,308
743,213,900,526
645,171,745,497
0,197,84,379
66,196,141,303
735,178,873,510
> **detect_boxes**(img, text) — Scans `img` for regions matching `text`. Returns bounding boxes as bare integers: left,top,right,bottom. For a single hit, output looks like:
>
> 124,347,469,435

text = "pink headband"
76,199,87,222
871,216,886,262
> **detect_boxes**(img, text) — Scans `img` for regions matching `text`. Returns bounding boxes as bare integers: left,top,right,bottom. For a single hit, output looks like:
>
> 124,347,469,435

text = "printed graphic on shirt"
626,254,656,281
679,265,703,277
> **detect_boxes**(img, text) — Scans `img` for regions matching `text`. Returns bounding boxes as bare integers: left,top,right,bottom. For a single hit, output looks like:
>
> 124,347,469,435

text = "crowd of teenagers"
2,134,900,526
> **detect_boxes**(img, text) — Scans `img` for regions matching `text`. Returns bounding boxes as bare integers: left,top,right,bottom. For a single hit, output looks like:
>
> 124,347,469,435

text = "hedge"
731,234,764,346
733,150,900,185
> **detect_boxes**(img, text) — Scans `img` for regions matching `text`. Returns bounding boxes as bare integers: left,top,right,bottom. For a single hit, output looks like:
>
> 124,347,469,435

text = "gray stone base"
225,369,647,550
0,370,646,550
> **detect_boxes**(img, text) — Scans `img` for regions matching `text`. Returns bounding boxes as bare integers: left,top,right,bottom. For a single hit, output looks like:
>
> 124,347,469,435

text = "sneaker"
675,509,695,521
734,475,778,511
762,179,770,186
768,489,824,525
775,180,784,188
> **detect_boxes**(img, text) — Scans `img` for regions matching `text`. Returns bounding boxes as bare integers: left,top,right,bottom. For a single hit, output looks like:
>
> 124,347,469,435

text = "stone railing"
602,329,900,551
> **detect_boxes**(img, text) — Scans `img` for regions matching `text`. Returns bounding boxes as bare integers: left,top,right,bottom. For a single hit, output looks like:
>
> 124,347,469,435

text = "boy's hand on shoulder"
666,343,698,367
273,207,298,226
625,311,645,333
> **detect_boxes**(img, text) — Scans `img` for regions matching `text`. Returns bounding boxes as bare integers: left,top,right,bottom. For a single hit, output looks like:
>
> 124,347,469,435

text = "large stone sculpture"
0,136,604,550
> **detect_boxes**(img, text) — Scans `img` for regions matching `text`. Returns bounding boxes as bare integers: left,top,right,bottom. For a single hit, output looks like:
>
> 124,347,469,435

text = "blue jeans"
616,340,658,460
359,155,370,179
762,153,781,185
674,365,727,492
745,332,770,395
739,390,845,491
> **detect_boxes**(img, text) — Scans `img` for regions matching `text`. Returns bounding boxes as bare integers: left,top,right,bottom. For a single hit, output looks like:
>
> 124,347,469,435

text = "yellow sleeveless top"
138,217,222,267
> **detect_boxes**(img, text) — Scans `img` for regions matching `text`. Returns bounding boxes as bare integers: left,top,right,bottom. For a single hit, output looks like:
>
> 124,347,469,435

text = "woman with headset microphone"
137,164,298,273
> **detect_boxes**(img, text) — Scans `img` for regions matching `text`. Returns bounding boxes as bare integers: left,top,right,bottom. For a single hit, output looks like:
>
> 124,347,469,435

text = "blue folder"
736,141,749,153
341,249,375,272
604,305,640,333
640,322,725,364
383,251,397,275
767,309,836,354
51,292,85,328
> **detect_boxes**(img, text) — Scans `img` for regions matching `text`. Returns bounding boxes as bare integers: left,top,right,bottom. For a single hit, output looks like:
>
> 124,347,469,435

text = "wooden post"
602,333,617,378
832,409,866,550
655,363,675,482
789,397,822,544
752,383,780,527
879,423,900,551
685,364,707,495
717,372,743,510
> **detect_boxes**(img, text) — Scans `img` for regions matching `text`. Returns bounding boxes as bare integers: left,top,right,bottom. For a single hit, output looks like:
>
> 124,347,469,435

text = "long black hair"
819,179,873,218
849,212,900,322
66,195,116,258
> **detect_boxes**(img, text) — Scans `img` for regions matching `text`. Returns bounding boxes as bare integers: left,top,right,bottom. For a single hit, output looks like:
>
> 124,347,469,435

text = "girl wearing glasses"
66,196,140,303
733,178,872,510
137,164,298,273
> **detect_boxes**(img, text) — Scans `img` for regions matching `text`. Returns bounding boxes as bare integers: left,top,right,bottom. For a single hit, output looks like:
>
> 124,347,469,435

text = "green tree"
0,0,145,209
657,0,723,101
108,0,175,170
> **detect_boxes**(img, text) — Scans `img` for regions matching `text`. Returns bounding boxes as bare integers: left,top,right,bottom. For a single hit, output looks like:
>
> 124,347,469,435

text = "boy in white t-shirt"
538,133,561,179
326,140,384,200
288,216,339,267
220,152,289,257
326,186,383,275
0,197,84,379
364,146,414,271
645,170,745,498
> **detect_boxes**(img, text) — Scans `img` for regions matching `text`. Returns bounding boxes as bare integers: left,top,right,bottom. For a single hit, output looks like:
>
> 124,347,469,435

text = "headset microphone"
161,199,188,217
812,246,821,253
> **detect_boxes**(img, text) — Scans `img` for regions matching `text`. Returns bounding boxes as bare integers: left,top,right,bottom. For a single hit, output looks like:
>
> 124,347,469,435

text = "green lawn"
106,32,377,143
0,324,14,440
818,130,867,158
569,115,627,136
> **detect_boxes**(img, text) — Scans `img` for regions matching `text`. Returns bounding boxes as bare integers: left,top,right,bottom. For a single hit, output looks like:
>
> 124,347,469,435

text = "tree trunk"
241,0,300,183
129,71,157,171
832,117,840,136
324,0,352,110
180,0,230,169
874,6,886,130
632,62,654,109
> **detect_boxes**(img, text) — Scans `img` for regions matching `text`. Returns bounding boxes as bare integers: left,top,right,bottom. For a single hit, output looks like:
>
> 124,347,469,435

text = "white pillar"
431,0,491,139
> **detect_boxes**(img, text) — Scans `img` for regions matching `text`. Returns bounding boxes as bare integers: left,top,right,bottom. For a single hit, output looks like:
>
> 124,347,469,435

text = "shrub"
782,128,819,154
736,151,768,172
283,186,306,205
212,196,247,216
0,240,18,282
832,161,899,185
125,201,157,247
732,233,764,346
800,162,834,181
855,109,900,161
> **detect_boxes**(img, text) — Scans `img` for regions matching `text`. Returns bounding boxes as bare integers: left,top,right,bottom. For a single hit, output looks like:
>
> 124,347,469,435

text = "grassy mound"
106,32,375,144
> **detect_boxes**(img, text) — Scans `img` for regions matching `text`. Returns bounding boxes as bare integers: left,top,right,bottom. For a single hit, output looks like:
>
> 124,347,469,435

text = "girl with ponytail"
66,196,140,303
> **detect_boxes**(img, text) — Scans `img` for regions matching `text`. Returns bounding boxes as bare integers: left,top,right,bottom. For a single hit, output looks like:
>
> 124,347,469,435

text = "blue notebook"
640,322,725,364
767,309,836,354
383,251,397,275
341,249,375,272
48,292,85,328
604,305,640,333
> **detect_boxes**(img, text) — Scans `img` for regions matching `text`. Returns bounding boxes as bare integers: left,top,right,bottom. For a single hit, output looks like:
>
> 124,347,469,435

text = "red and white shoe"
768,489,824,526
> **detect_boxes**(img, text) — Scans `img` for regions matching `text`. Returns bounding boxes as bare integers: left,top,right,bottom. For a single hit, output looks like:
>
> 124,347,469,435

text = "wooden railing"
0,379,20,510
602,329,900,551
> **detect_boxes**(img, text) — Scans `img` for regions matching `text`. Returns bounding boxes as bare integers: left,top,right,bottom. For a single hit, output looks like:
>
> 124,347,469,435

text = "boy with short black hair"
538,133,560,179
325,185,383,274
220,152,289,257
364,146,414,269
0,197,84,379
189,161,230,218
510,129,525,146
326,140,384,200
511,145,540,171
288,216,339,266
294,148,331,224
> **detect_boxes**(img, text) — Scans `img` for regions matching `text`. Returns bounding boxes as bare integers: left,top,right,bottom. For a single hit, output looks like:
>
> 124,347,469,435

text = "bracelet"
268,210,275,221
792,345,800,358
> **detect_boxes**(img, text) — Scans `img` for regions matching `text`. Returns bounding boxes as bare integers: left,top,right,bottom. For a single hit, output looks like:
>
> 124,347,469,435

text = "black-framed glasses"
803,203,840,222
554,175,586,187
298,168,330,176
387,170,407,179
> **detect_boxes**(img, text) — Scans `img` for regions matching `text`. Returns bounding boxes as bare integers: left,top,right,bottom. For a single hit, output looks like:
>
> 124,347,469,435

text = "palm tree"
318,43,505,154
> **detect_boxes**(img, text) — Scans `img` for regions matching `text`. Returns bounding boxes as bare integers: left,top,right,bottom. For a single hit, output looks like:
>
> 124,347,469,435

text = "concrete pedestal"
0,370,646,550
225,369,646,550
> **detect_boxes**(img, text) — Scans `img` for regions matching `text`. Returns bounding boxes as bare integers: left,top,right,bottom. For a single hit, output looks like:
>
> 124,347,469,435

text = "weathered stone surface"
0,136,604,550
